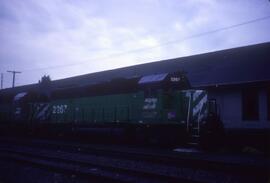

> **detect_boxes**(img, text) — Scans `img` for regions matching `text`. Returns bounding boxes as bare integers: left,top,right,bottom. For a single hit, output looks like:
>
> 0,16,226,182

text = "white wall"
208,88,270,130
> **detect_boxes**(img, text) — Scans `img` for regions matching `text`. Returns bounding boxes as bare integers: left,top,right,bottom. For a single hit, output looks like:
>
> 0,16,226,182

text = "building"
1,42,270,147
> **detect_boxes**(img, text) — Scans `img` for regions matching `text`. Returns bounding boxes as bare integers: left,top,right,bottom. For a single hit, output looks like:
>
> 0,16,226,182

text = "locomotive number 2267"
52,105,68,114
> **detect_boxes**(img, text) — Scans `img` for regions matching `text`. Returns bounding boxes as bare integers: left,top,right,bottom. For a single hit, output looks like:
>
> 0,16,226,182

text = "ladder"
188,121,200,146
188,109,201,146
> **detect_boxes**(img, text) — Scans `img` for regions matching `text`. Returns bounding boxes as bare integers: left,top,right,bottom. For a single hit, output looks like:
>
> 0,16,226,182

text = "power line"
7,70,22,88
1,73,3,89
22,15,270,72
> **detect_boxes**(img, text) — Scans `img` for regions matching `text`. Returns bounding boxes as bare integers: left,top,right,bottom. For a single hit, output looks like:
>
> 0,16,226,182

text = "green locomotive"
0,72,221,146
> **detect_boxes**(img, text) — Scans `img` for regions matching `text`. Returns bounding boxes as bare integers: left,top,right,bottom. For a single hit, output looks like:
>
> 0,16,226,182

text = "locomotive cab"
138,72,190,123
179,90,224,146
12,91,49,122
12,92,30,122
200,99,224,148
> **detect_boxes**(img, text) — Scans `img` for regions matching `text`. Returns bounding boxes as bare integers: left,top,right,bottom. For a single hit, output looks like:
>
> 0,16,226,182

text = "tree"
39,75,52,97
39,75,51,85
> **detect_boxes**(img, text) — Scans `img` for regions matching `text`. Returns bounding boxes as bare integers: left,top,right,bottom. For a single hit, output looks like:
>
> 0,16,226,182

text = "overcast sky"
0,0,270,88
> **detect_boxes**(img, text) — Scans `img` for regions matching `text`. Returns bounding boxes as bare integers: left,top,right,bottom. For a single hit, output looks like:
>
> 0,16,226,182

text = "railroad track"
0,138,269,183
0,145,215,183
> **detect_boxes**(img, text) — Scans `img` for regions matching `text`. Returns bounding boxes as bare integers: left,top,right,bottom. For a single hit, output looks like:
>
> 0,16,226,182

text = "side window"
242,89,259,121
208,99,217,115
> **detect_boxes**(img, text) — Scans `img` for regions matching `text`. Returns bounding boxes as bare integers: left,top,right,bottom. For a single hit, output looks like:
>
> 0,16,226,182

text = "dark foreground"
0,137,269,183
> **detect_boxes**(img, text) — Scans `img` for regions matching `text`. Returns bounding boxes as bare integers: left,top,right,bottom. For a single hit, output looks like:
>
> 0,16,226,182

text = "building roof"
1,41,270,96
52,41,270,88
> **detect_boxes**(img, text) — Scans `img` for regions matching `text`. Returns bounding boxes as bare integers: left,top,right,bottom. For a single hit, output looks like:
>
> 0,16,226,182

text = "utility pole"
7,70,21,88
1,73,3,89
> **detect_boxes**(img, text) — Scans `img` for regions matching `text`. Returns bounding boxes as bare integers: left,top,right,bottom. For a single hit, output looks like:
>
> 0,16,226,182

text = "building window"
267,88,270,120
242,89,259,121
